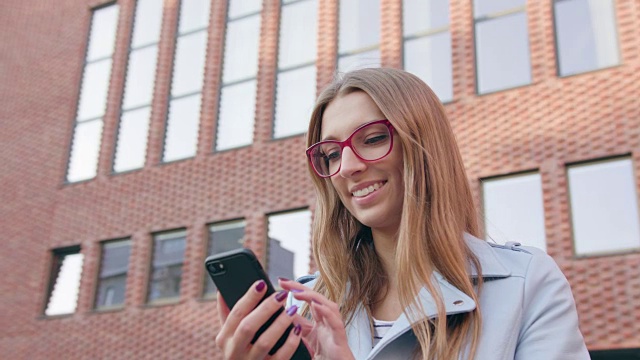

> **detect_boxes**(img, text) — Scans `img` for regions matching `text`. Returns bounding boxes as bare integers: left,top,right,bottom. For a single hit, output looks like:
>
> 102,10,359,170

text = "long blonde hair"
305,68,483,359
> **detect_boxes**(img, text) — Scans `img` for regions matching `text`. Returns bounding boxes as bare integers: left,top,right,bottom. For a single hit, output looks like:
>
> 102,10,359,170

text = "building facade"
0,0,639,358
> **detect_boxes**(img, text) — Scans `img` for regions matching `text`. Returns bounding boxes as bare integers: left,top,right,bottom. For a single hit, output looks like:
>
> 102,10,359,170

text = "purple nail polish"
293,324,302,336
255,280,266,292
275,290,288,302
291,289,304,293
286,305,298,316
278,276,291,282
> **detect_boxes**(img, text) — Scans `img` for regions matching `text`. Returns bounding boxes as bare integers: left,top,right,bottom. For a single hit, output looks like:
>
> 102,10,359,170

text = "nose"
338,147,366,178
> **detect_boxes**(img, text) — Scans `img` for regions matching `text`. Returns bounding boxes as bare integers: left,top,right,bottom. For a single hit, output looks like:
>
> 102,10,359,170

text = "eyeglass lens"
309,122,392,177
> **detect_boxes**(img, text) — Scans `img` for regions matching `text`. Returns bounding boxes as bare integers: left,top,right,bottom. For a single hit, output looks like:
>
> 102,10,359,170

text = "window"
568,158,640,256
473,0,531,94
267,210,312,285
337,0,381,72
66,4,119,182
148,230,186,303
44,246,84,316
482,172,547,251
163,0,210,162
273,0,317,139
114,0,163,173
216,0,261,151
590,348,640,360
402,0,452,102
203,220,246,296
95,239,131,309
553,0,620,76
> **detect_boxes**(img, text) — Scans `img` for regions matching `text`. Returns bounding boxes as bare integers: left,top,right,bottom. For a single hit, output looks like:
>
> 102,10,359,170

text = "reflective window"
337,0,380,72
474,0,531,94
163,0,210,162
483,173,547,251
203,221,246,295
554,0,620,76
274,0,317,139
568,158,640,256
216,0,261,151
45,246,84,316
267,210,312,286
148,230,186,302
95,240,131,309
403,0,452,102
115,0,162,173
66,4,119,182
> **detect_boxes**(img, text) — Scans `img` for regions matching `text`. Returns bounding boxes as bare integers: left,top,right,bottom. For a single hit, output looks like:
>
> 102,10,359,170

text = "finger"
311,301,345,332
217,280,268,349
216,292,230,323
268,323,304,360
291,313,314,336
234,290,290,358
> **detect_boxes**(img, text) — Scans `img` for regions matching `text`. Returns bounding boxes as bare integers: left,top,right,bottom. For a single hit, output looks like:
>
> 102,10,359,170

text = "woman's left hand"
278,278,354,360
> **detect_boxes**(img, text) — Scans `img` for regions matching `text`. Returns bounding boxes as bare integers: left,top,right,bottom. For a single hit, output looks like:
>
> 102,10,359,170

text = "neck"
371,227,399,286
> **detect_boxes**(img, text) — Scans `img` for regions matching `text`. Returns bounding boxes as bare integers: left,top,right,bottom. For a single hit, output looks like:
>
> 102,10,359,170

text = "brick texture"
0,0,639,358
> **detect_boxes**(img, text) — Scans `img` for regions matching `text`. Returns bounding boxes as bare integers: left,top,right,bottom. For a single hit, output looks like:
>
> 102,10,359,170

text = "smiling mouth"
352,181,386,198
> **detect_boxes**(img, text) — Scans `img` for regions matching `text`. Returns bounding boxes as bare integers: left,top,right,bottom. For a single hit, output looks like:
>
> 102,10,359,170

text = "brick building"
1,0,639,359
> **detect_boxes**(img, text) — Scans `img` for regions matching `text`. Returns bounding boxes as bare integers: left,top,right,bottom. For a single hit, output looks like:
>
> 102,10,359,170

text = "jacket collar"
348,234,511,359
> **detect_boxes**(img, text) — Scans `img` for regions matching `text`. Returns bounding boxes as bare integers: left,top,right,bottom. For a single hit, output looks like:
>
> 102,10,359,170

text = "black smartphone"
205,248,311,359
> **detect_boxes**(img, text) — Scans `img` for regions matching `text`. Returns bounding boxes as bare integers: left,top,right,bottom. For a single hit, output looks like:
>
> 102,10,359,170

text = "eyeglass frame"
306,119,395,178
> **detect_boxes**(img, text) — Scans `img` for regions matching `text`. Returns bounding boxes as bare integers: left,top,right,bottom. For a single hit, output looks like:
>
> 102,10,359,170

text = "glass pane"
228,0,262,19
149,233,186,302
87,5,119,61
568,159,640,255
555,0,619,76
95,241,131,308
339,0,380,53
267,210,312,285
473,0,526,18
114,107,151,173
403,0,449,35
338,49,381,72
222,15,261,83
204,221,246,294
216,80,256,150
475,12,531,94
123,45,158,109
45,253,84,316
483,173,547,251
404,32,452,102
131,0,163,48
77,59,113,121
171,30,208,97
67,120,103,182
274,66,316,138
163,94,201,162
279,0,317,68
179,0,211,33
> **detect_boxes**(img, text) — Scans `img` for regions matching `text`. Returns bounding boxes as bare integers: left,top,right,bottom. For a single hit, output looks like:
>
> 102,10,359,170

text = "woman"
215,68,589,359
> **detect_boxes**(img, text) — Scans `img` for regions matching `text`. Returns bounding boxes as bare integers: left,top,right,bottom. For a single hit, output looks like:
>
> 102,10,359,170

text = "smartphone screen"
205,248,311,359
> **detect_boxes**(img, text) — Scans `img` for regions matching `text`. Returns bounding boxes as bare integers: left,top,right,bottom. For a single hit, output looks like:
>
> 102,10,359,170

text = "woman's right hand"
215,280,304,360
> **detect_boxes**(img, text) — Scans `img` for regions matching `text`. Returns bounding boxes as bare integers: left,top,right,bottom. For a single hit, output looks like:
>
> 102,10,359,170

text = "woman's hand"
215,280,304,360
279,278,355,360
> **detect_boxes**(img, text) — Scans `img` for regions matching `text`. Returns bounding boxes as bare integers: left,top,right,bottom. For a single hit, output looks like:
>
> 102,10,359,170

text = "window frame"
93,238,132,311
146,229,187,305
42,245,83,317
336,0,381,72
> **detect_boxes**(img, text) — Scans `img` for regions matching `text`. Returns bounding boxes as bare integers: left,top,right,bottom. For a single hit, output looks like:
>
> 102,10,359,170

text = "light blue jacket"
291,234,590,359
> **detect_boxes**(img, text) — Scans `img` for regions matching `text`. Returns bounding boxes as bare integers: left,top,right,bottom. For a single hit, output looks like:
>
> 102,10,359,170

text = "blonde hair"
305,68,483,359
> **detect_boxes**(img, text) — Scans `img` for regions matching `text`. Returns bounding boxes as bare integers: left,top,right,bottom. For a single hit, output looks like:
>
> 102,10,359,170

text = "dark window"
44,246,84,316
95,239,131,309
553,0,619,76
203,221,246,296
148,230,186,303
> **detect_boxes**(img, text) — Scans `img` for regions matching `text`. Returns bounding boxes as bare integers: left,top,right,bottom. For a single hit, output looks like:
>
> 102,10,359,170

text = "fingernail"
293,323,302,336
286,305,298,316
275,290,288,302
278,277,290,282
291,289,304,293
255,280,266,292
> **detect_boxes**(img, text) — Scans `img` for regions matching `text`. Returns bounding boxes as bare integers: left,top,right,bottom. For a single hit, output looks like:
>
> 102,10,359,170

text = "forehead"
320,91,385,140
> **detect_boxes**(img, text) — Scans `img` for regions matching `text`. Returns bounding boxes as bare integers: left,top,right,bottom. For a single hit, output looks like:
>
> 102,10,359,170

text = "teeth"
352,182,383,197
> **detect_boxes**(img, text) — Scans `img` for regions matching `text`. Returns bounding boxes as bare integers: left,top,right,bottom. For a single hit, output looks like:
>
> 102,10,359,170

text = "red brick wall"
0,0,638,358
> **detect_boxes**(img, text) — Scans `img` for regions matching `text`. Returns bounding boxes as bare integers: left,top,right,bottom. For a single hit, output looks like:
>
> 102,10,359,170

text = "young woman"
215,68,589,359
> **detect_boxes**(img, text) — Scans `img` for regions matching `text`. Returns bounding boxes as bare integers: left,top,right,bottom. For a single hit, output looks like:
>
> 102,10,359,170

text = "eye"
364,134,389,145
325,150,341,162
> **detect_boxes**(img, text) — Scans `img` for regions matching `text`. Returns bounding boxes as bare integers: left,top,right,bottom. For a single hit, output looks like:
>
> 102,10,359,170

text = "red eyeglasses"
306,119,394,178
